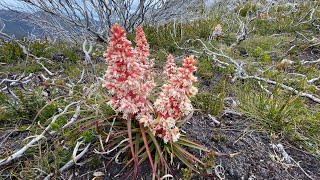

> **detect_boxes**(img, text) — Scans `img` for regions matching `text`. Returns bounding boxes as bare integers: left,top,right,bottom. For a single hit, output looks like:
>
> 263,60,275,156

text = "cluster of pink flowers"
153,55,198,143
135,26,154,80
103,24,198,143
103,23,154,121
163,54,177,80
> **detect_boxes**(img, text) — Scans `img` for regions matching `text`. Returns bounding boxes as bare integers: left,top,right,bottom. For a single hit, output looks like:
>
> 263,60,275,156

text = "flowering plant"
102,23,209,179
209,24,223,41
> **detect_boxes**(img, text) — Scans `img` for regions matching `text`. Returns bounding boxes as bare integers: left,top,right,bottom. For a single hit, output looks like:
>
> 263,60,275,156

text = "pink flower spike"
103,24,154,120
135,25,154,81
163,54,177,80
153,55,198,143
135,25,149,63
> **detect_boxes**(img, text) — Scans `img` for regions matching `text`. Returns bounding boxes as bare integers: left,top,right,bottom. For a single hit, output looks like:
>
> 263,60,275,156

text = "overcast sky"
0,0,141,10
1,0,218,12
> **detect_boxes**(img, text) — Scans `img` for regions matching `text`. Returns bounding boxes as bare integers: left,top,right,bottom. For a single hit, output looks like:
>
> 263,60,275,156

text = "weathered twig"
0,73,34,102
208,114,221,125
44,142,91,180
62,103,81,129
178,38,320,104
243,75,320,103
301,59,320,65
82,39,96,81
36,59,54,76
307,77,320,84
271,143,315,180
0,102,79,166
295,3,318,27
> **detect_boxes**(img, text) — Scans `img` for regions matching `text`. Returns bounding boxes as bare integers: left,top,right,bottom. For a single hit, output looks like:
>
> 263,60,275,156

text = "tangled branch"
177,38,320,104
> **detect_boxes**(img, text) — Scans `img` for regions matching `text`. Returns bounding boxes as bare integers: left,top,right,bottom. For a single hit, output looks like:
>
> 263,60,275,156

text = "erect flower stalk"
103,23,154,123
103,23,198,144
153,55,198,143
163,54,177,80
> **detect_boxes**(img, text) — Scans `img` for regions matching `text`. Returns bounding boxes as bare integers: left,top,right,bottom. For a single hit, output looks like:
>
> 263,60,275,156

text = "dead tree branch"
0,0,161,42
44,142,91,180
0,101,80,166
177,38,320,104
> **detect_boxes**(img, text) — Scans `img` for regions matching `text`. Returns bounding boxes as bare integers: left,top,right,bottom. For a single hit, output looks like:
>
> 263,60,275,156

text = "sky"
0,0,219,14
0,0,141,11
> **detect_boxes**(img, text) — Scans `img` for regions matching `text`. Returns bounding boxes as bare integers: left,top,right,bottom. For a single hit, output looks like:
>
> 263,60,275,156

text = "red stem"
140,123,155,174
127,118,138,179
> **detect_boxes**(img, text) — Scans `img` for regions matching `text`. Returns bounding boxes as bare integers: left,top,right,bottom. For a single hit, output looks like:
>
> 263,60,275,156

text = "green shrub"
0,42,24,63
192,78,226,116
234,2,257,17
253,46,271,63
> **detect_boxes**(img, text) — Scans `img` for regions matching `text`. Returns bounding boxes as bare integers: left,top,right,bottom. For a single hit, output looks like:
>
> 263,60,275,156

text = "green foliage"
0,87,59,125
236,2,257,17
237,82,320,155
82,130,95,143
253,46,263,57
143,18,222,54
30,41,51,58
56,115,68,127
192,78,226,116
253,46,270,63
64,48,79,63
39,103,58,123
181,167,194,180
1,1,320,177
197,56,213,79
251,2,318,36
236,35,283,59
17,90,48,121
100,103,116,117
0,41,24,63
26,63,42,73
50,122,60,131
222,32,237,46
89,157,102,169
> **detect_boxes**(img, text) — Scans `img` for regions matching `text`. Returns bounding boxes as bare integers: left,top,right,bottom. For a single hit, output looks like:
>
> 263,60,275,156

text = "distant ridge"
0,9,43,38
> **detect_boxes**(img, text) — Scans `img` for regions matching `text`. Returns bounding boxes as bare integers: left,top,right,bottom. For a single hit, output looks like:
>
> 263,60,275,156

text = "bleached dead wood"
0,0,162,42
0,73,33,87
270,143,315,180
0,73,34,101
244,76,320,103
208,114,220,125
82,39,97,81
307,77,320,84
295,2,318,27
301,59,320,65
177,38,320,104
44,142,91,180
36,59,54,76
62,104,81,129
0,102,80,166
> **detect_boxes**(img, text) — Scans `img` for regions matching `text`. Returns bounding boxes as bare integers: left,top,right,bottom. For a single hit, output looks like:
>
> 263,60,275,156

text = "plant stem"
140,123,155,175
127,118,138,179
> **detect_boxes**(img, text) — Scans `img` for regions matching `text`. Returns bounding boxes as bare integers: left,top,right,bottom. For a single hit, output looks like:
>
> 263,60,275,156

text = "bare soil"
183,112,320,180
